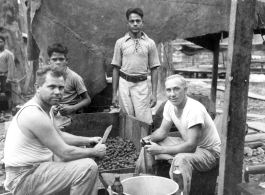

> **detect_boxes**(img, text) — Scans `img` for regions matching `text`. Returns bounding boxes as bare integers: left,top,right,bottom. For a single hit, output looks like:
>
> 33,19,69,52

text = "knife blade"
100,125,112,144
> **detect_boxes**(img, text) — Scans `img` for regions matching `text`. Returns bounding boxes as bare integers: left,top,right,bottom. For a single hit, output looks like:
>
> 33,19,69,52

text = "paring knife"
100,125,112,144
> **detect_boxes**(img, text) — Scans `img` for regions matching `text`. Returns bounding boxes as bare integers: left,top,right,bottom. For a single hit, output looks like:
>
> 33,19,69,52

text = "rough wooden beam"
217,0,256,195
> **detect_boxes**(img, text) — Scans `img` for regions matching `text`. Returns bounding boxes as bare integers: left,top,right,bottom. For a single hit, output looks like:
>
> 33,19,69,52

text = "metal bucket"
121,176,179,195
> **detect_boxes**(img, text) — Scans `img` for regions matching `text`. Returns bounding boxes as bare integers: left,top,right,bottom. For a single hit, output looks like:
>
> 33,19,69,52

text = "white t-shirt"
163,97,221,153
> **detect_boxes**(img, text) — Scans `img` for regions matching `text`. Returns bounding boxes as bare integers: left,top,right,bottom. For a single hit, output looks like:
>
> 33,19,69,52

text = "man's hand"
149,94,157,108
112,95,119,108
88,137,102,145
58,105,75,116
51,105,60,116
94,143,106,158
144,142,163,155
140,135,151,145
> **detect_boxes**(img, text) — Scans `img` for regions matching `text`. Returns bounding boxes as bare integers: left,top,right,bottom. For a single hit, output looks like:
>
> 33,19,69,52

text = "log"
244,141,264,149
247,129,259,135
245,133,265,142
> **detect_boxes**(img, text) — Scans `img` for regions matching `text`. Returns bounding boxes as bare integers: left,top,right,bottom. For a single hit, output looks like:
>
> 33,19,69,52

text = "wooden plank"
67,129,119,138
247,122,265,133
174,67,226,75
100,167,135,174
216,109,265,119
237,182,265,195
205,85,265,101
119,113,126,138
217,0,256,195
65,112,119,132
123,115,150,153
244,141,264,149
247,129,259,135
245,133,265,142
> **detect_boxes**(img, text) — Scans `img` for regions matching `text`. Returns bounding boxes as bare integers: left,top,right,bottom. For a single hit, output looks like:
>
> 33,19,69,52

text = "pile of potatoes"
97,136,139,171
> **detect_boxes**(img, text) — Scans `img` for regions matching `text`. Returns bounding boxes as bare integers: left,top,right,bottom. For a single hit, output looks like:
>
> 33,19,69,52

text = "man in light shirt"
0,35,14,101
111,8,160,124
142,74,220,195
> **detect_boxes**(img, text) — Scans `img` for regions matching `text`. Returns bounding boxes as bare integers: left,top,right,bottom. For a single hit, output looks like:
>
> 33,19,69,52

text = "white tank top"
4,100,53,167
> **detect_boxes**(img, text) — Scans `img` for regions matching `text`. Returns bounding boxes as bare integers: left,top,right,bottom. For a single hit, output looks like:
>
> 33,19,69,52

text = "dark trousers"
0,75,11,99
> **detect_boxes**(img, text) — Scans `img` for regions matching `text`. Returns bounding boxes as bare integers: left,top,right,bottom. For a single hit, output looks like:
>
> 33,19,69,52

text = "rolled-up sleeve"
111,40,122,67
149,41,161,69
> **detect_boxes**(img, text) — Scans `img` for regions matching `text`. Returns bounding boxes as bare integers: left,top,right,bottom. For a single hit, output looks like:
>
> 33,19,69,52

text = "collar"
65,67,70,75
124,32,148,42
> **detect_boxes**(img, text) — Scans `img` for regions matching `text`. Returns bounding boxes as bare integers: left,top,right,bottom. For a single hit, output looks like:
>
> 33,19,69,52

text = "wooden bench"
237,165,265,195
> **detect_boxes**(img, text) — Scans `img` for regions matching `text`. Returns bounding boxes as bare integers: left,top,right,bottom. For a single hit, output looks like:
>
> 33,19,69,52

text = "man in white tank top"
141,74,220,195
4,65,106,195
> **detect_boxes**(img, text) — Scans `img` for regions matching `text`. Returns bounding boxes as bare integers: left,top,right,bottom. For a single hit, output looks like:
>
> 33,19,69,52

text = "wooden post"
163,42,174,78
119,114,150,152
163,42,169,78
157,43,165,92
168,41,174,76
217,1,256,195
211,37,220,103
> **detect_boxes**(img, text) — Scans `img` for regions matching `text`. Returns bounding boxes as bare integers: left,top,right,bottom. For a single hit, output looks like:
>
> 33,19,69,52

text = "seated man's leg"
14,158,98,195
169,148,219,195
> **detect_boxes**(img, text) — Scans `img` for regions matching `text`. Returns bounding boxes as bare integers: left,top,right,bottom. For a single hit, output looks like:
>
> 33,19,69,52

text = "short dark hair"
47,43,68,58
36,65,66,86
0,35,5,43
126,8,144,20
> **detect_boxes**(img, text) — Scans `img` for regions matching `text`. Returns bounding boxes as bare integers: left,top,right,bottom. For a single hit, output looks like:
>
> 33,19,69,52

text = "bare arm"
59,92,91,116
143,118,172,142
18,107,106,161
149,67,158,108
72,92,91,111
112,66,120,107
145,124,202,155
55,125,101,147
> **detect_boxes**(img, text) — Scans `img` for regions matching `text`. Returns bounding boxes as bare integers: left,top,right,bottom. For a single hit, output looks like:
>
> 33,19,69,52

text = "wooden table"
237,182,265,195
174,67,226,78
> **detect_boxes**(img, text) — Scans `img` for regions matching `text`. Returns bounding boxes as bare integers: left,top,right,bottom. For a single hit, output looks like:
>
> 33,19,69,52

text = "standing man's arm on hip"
112,66,120,108
150,67,158,108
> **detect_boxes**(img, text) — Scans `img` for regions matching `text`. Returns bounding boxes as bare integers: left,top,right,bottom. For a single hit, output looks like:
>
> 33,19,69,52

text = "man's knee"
73,158,98,176
173,154,193,170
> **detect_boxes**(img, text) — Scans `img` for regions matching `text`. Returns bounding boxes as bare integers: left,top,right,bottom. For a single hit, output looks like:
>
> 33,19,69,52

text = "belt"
119,71,147,83
5,165,34,172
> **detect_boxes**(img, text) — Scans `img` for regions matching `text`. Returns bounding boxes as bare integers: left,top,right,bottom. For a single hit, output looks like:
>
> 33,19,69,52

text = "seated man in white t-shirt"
141,74,221,195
